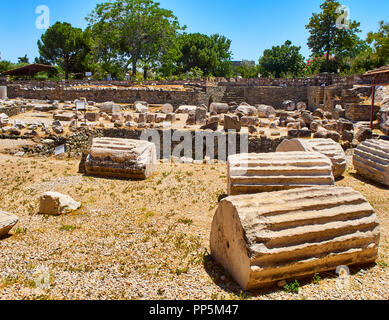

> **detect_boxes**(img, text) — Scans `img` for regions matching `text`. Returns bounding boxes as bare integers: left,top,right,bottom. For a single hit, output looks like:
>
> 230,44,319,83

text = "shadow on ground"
203,251,377,299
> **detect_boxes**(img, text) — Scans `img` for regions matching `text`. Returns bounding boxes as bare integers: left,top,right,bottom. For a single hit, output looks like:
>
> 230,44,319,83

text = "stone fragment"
277,138,347,178
135,103,148,113
210,103,229,114
200,121,218,132
353,139,389,186
195,106,207,124
161,103,174,114
186,111,196,125
39,192,81,216
86,112,100,122
282,100,296,111
355,127,373,143
296,101,307,111
210,186,380,290
241,116,259,127
100,102,121,114
227,152,334,195
0,211,18,237
224,115,241,132
85,138,157,180
256,105,276,118
177,105,197,114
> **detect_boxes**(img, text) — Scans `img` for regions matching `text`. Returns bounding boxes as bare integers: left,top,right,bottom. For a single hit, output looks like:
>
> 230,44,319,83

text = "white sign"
85,72,92,77
54,145,65,156
75,101,86,111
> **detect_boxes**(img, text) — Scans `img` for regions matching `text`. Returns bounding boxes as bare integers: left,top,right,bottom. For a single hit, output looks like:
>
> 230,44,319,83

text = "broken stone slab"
224,115,241,132
353,139,389,186
86,112,100,122
256,105,276,118
39,192,81,216
277,138,347,178
210,103,229,114
177,105,197,114
161,103,174,114
0,211,18,237
135,103,148,113
85,138,157,180
210,186,380,290
100,102,121,114
227,152,334,196
282,100,296,111
54,113,75,121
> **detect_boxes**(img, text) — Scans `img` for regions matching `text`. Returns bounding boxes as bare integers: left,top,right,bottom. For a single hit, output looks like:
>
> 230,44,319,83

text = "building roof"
363,65,389,76
2,64,56,76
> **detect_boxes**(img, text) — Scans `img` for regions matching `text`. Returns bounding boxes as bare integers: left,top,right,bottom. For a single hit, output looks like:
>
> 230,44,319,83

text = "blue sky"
0,0,388,63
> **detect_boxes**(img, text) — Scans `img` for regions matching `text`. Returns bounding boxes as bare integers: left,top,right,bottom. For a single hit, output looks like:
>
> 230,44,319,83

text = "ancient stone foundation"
210,186,380,290
85,138,157,180
353,139,389,186
277,138,347,178
227,152,334,195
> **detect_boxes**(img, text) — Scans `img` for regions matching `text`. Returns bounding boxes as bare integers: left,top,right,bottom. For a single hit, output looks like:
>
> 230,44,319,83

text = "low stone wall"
245,86,308,108
0,105,35,117
6,128,286,160
344,104,380,122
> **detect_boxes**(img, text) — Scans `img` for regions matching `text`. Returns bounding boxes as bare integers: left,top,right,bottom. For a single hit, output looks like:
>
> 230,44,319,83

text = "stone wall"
244,86,308,108
344,104,380,122
6,128,285,159
307,86,325,111
0,105,35,117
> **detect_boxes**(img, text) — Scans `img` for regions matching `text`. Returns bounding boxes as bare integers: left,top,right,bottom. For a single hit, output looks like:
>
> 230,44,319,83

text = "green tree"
306,0,361,72
234,60,258,78
367,20,389,65
258,40,306,78
17,55,29,64
176,33,233,77
37,22,87,79
87,0,184,78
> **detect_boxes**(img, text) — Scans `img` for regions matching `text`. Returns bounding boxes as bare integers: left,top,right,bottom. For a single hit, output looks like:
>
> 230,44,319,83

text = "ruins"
210,186,380,290
353,139,389,186
85,138,157,179
276,138,347,178
227,152,335,195
0,211,18,237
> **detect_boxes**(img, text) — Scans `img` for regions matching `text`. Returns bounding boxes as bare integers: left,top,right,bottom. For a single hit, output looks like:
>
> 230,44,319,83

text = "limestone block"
161,103,174,114
210,103,229,114
210,186,380,290
85,138,157,180
100,102,121,114
256,105,276,118
277,138,347,178
0,86,7,100
39,192,81,215
0,211,18,237
353,139,389,186
227,152,334,195
177,105,197,114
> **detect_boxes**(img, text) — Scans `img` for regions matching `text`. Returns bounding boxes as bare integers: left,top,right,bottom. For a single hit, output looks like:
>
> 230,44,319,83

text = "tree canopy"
37,22,88,79
258,40,306,78
306,0,361,72
87,0,184,79
175,33,233,77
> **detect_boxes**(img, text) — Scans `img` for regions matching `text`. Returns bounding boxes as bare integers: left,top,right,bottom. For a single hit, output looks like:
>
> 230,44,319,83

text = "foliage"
306,0,361,72
367,20,389,65
234,60,259,78
258,40,306,78
37,21,88,79
87,0,184,78
283,280,300,294
175,33,233,77
17,55,29,64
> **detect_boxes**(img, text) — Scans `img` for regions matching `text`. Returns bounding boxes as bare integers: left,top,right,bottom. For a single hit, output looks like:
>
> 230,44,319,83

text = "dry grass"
0,153,388,300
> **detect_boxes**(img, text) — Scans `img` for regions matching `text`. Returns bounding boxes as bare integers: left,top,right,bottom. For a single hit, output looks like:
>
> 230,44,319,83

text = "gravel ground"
0,153,388,300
